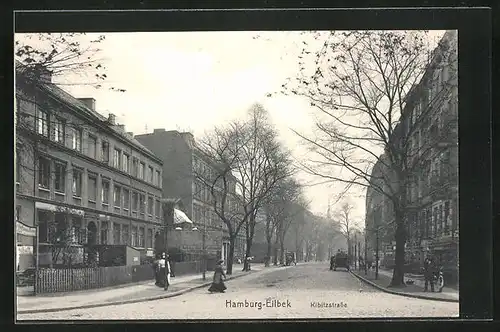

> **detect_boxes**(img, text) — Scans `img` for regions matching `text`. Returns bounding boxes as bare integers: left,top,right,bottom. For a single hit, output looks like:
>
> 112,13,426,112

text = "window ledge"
38,186,50,192
55,191,65,196
114,206,121,209
88,199,96,203
102,202,109,206
73,195,82,200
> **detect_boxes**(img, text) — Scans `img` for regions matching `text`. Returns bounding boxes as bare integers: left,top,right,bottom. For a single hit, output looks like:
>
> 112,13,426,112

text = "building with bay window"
15,65,164,270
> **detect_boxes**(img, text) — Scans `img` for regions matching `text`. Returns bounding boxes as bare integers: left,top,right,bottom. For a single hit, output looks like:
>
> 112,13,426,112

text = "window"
72,169,82,197
155,199,161,217
101,141,109,163
132,158,139,177
71,127,82,151
139,162,145,179
37,109,49,137
139,227,145,247
122,225,129,245
53,117,65,143
113,223,121,245
38,211,51,243
148,196,153,215
113,149,121,169
132,192,139,211
156,170,161,186
147,166,153,183
54,162,66,193
131,226,137,246
38,157,50,189
139,194,145,214
147,229,153,248
16,205,21,222
113,185,121,207
71,217,84,244
123,188,130,210
101,180,110,204
122,154,129,173
87,135,97,159
100,221,108,244
88,175,97,202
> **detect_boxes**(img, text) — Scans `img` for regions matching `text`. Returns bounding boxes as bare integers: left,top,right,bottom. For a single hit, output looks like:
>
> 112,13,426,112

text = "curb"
349,271,459,303
17,270,260,315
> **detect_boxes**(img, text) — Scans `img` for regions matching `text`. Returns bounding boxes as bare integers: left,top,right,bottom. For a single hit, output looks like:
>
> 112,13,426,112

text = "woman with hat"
208,259,227,293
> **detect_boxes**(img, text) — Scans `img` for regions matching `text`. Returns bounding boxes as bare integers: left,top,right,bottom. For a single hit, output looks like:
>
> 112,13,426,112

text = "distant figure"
423,256,435,292
208,259,227,293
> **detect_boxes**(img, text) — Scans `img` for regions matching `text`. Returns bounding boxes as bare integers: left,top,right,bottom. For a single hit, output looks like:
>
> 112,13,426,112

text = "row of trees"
195,104,307,274
279,30,457,286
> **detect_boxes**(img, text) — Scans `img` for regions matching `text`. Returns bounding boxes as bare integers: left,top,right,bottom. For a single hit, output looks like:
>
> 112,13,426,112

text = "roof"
15,62,159,162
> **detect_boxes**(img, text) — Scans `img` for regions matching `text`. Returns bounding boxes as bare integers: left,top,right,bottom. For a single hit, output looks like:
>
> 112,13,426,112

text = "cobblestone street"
18,263,459,320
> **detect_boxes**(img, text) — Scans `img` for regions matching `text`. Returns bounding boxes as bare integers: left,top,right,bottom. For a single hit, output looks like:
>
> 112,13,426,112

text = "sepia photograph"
15,25,460,320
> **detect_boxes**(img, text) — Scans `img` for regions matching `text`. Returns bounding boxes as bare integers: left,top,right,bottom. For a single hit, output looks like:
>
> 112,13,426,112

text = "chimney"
117,124,125,131
39,67,53,84
108,113,116,125
154,128,166,134
126,132,134,137
78,98,96,112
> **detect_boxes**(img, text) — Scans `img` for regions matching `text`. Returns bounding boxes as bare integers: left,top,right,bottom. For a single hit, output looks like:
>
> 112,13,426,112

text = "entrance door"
87,222,97,245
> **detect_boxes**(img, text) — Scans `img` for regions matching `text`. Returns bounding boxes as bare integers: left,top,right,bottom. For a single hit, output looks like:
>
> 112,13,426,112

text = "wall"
135,131,194,217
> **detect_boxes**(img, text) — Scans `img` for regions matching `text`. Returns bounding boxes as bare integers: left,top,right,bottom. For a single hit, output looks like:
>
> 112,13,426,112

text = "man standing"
424,255,435,292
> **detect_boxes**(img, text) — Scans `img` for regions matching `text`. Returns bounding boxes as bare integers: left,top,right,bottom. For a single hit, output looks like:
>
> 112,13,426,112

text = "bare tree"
336,201,354,258
233,104,295,271
263,178,303,266
195,122,250,275
283,30,458,286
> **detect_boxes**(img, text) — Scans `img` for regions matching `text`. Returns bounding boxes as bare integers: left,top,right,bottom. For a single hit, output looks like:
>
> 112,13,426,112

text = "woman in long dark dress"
208,260,227,293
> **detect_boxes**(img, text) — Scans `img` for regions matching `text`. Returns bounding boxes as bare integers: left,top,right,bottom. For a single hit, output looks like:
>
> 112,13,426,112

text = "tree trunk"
390,213,407,287
265,235,272,267
279,235,285,265
243,237,253,271
226,236,236,275
273,235,279,266
265,220,273,267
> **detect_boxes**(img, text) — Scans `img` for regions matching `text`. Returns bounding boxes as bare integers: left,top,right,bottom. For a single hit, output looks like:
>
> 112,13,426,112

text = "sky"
16,30,446,228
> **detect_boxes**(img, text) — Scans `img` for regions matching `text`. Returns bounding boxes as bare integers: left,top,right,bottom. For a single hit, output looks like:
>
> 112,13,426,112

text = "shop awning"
173,208,193,225
16,221,36,237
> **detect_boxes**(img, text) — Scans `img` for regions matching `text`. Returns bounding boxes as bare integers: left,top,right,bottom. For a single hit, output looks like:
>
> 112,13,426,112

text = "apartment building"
15,67,164,270
135,129,245,262
364,31,458,280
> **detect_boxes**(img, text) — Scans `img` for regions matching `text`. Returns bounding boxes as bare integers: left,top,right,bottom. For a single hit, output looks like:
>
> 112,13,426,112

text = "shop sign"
146,250,154,257
16,221,36,237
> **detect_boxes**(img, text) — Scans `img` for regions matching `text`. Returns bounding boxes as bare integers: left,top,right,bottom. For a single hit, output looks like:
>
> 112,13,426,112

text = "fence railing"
35,261,205,294
35,264,154,294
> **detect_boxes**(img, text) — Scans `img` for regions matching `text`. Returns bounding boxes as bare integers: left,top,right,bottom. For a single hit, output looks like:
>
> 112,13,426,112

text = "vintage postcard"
15,12,461,320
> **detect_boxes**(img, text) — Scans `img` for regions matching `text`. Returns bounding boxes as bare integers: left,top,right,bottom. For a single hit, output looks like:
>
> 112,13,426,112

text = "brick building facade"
135,129,245,263
15,67,164,270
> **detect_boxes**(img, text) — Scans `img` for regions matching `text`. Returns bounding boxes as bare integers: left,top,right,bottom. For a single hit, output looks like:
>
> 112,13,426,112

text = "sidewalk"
17,265,266,314
349,267,459,303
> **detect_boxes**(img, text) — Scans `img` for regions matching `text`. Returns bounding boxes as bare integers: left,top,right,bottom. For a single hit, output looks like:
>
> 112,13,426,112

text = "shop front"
429,235,459,285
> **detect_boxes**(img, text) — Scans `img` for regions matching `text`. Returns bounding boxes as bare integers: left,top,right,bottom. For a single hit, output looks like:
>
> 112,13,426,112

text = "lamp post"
191,221,206,281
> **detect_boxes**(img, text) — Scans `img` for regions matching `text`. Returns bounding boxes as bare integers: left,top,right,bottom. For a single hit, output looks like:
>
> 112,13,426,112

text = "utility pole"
354,232,358,270
358,239,361,271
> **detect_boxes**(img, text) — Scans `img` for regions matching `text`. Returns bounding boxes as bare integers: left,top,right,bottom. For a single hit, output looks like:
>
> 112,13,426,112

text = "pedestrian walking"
423,255,435,292
157,252,171,290
208,259,227,293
